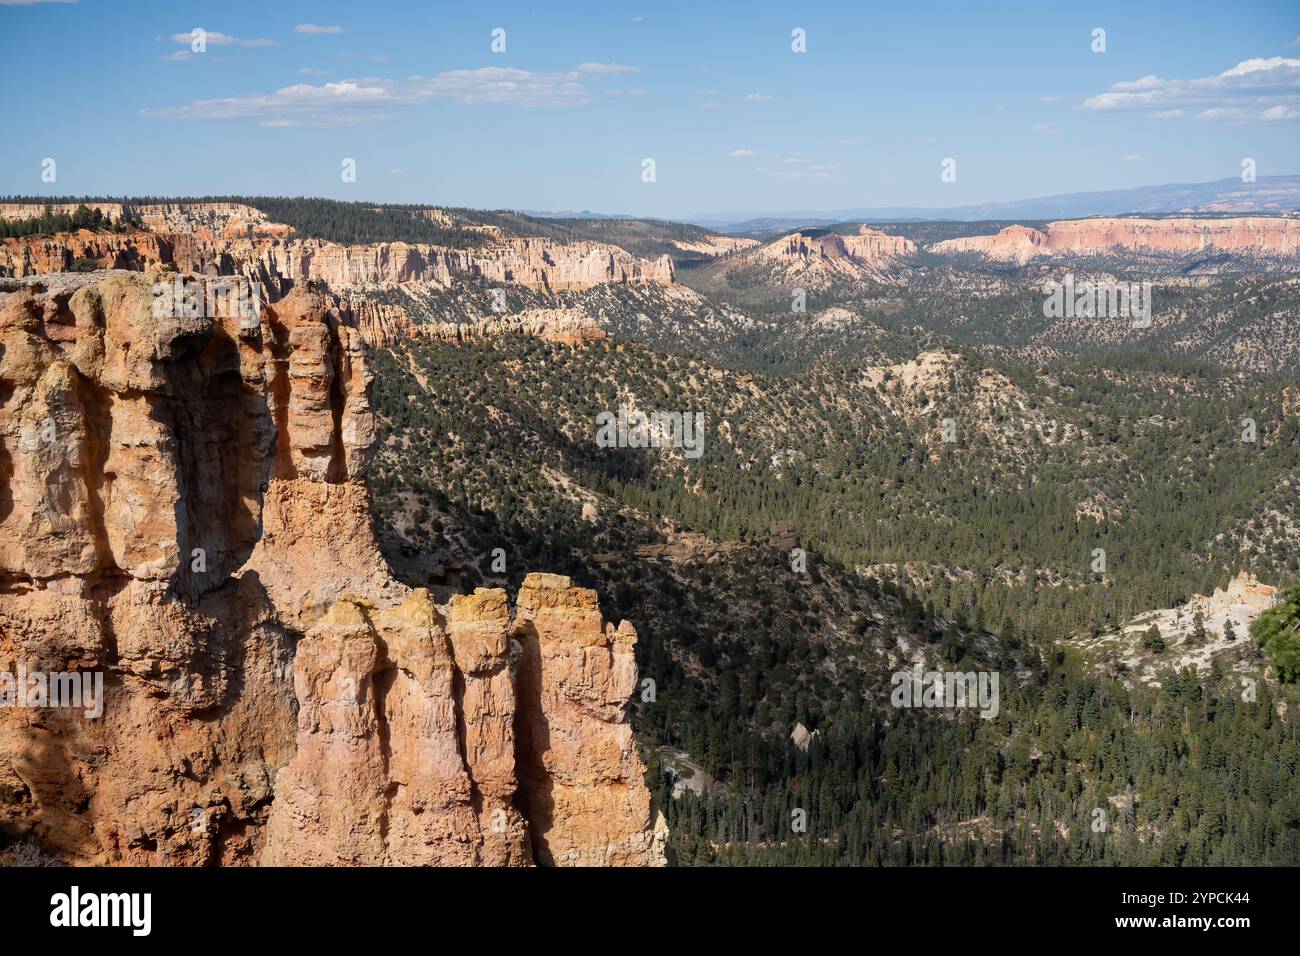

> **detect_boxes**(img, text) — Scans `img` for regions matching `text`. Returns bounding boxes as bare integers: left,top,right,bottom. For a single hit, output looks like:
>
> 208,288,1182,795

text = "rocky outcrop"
929,217,1300,264
418,307,608,346
0,202,279,240
0,271,664,866
731,225,916,287
1067,571,1280,688
513,573,668,866
756,225,915,266
340,299,415,349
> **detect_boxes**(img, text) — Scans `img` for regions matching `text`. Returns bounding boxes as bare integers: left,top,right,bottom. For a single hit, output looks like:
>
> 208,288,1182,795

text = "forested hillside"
366,331,1300,866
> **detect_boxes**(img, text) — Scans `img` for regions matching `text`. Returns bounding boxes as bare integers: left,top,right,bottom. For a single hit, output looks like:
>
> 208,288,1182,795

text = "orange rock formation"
0,271,665,866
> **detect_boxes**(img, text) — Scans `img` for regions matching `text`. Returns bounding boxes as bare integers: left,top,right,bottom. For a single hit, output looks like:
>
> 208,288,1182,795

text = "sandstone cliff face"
0,271,664,866
0,205,675,351
0,215,676,296
929,217,1300,264
513,573,668,866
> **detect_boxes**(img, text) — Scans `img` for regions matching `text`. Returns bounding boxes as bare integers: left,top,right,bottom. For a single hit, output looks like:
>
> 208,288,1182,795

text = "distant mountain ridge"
688,176,1300,233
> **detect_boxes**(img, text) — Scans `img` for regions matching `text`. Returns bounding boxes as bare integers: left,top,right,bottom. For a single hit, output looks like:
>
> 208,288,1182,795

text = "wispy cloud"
141,65,641,125
1032,122,1059,134
575,62,638,75
1080,56,1300,121
1194,104,1300,121
295,23,346,34
728,148,753,157
168,30,276,48
745,93,774,102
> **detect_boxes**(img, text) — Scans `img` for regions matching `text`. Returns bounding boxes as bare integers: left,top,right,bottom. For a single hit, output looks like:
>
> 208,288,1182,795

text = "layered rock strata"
929,217,1300,263
0,271,664,866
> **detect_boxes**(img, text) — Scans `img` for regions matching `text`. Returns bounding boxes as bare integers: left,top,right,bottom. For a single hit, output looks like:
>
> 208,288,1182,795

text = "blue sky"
1,0,1297,217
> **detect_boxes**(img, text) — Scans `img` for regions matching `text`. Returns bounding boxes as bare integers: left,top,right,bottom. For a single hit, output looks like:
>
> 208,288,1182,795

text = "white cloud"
1080,56,1300,121
745,93,773,102
728,148,753,157
1031,122,1059,134
1290,36,1300,49
168,30,276,48
162,51,194,62
1195,104,1300,121
575,62,638,75
1123,154,1142,162
142,64,640,125
295,23,346,34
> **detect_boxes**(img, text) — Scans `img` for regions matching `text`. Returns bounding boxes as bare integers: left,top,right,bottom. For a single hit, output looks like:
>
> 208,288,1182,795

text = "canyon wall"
929,217,1300,263
0,270,665,866
0,203,677,295
0,203,674,350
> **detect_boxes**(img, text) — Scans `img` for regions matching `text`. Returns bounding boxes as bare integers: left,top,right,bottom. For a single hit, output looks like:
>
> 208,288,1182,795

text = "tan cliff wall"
929,217,1300,263
0,222,673,350
0,271,665,866
0,228,676,295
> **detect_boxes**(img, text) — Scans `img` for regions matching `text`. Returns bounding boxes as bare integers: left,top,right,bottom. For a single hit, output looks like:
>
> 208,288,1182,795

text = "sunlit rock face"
0,272,664,866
